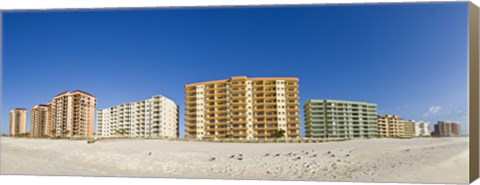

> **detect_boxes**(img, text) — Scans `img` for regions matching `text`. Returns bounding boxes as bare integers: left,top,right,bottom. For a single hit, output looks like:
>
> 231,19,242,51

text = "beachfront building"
49,90,96,138
184,76,301,140
412,120,431,137
30,104,50,138
304,100,378,139
96,95,179,138
432,121,461,137
377,114,405,138
9,108,27,136
402,120,416,138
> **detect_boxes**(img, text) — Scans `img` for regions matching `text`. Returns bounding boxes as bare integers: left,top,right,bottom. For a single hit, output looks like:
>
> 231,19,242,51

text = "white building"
96,95,179,138
411,120,431,137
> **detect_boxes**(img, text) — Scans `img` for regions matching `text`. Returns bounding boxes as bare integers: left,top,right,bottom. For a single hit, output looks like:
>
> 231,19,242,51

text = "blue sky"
2,2,469,136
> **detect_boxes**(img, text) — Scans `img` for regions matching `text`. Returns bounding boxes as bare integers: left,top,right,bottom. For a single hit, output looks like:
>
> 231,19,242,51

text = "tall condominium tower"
30,104,50,138
96,95,179,138
184,76,301,140
432,121,461,137
9,108,27,136
304,100,378,139
49,90,96,138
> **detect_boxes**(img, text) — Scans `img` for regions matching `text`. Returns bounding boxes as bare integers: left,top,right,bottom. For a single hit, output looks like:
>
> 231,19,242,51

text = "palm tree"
276,129,286,138
50,128,57,138
62,130,70,138
115,128,128,137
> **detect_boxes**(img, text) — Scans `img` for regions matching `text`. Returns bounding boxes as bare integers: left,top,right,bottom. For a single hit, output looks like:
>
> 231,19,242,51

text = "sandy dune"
0,137,468,184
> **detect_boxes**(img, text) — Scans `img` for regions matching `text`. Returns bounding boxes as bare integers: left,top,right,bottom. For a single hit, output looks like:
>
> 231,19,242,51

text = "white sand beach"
0,137,468,184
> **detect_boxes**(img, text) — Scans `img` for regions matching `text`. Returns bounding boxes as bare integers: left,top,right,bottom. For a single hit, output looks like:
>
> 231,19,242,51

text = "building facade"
96,95,179,138
412,120,431,137
184,76,301,140
304,100,378,139
377,114,405,138
49,90,96,138
432,121,461,137
9,108,27,136
402,120,416,138
30,104,50,138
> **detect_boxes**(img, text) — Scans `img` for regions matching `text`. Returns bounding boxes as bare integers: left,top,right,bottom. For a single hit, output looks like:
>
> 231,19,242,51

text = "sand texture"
0,137,468,183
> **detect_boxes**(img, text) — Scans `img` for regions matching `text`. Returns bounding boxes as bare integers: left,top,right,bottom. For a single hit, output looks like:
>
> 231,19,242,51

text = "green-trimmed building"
304,99,378,139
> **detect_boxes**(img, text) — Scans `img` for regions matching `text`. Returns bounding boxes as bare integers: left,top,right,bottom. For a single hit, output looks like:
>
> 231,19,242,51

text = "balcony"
286,90,299,94
232,133,248,137
264,96,277,100
231,127,248,131
185,101,196,105
253,121,278,125
231,108,248,112
216,109,228,113
287,114,300,118
231,114,248,118
253,133,272,137
287,120,301,124
231,96,247,100
216,122,228,126
253,127,278,131
205,122,215,126
216,128,228,132
264,114,278,118
286,109,299,112
287,126,301,130
215,116,228,119
205,128,216,132
231,83,247,87
232,89,247,93
286,102,300,106
231,121,248,125
232,101,248,106
205,99,215,103
185,123,197,127
287,133,300,137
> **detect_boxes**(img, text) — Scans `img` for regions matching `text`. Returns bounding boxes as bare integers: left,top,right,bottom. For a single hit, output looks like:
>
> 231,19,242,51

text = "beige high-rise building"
377,114,405,138
49,90,96,138
402,120,416,138
9,108,27,136
30,104,50,138
184,76,301,140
